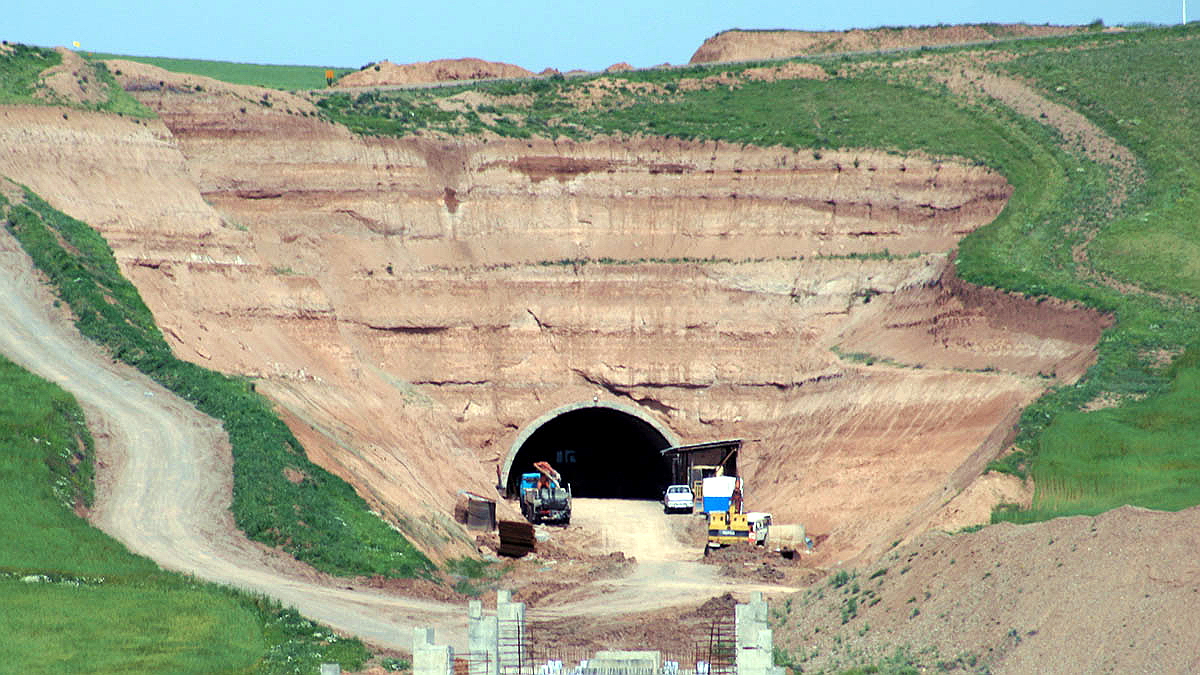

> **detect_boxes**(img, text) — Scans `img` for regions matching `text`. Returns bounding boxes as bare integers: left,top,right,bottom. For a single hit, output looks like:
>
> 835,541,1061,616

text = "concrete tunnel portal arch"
503,401,680,499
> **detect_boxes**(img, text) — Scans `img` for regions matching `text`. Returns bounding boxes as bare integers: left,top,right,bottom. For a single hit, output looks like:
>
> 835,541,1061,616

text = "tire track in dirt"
0,225,460,651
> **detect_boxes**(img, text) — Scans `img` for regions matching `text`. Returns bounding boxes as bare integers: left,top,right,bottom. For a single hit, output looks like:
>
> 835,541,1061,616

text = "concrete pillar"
320,664,341,675
497,591,526,673
469,599,500,675
735,592,768,654
414,627,454,675
735,592,776,675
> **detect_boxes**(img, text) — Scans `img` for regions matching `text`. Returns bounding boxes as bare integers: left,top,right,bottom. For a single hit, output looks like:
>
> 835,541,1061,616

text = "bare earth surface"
774,506,1200,673
336,58,535,88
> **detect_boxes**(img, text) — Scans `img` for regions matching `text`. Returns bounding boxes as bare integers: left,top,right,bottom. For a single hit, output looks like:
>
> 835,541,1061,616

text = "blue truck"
518,461,572,525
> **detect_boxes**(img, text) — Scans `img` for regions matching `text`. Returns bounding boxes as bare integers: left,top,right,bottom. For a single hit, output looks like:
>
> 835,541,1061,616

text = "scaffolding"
486,608,707,675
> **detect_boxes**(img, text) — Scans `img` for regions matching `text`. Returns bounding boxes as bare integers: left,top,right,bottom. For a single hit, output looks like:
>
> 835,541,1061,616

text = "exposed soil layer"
337,58,535,87
35,47,110,105
689,24,1087,64
0,60,1109,566
775,506,1200,674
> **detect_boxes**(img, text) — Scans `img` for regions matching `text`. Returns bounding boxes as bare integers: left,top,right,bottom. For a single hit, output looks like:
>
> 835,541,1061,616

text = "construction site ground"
470,498,812,655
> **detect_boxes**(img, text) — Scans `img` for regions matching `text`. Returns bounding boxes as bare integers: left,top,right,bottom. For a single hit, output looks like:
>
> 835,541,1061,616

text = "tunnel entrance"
505,404,675,499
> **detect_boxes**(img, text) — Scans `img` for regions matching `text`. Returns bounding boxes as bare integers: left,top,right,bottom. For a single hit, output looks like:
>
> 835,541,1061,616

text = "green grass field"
0,353,369,673
984,26,1200,520
81,51,353,90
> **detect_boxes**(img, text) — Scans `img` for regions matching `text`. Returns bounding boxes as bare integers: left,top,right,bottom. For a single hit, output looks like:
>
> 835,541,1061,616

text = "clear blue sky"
7,0,1188,72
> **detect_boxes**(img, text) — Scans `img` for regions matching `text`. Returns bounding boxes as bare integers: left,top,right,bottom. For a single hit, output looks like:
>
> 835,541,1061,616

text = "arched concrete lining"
501,400,681,488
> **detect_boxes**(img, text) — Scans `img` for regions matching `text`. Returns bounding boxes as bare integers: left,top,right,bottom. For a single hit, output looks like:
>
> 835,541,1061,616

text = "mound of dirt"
604,62,634,73
336,58,534,87
689,24,1085,63
775,505,1200,674
35,47,109,106
528,592,741,659
702,542,824,586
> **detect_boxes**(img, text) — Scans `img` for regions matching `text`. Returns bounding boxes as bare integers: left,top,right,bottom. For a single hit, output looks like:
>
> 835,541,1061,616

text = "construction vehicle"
705,477,769,550
707,510,770,549
518,461,572,525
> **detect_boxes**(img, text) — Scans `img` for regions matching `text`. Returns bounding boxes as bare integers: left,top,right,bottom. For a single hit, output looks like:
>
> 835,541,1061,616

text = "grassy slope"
311,26,1200,522
81,51,353,91
985,27,1200,520
0,353,369,674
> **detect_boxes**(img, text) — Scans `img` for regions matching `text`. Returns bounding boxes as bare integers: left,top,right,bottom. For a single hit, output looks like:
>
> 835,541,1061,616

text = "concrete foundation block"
497,591,526,673
414,627,454,675
469,599,500,675
590,649,662,673
735,592,776,675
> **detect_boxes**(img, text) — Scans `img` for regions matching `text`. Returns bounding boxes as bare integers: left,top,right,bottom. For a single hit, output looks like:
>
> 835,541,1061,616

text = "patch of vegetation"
0,353,369,673
81,51,354,90
0,42,60,104
88,60,156,117
0,43,152,116
382,656,413,671
444,556,508,597
1,186,433,579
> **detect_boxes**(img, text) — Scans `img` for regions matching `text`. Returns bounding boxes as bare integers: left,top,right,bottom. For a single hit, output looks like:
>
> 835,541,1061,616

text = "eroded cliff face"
0,64,1107,562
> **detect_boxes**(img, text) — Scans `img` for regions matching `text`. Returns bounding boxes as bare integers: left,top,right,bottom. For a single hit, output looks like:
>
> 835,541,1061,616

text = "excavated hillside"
0,58,1110,566
336,58,536,88
690,24,1086,64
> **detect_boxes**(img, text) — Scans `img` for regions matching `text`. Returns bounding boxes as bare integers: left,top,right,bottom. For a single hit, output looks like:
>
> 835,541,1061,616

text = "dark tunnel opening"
507,407,673,499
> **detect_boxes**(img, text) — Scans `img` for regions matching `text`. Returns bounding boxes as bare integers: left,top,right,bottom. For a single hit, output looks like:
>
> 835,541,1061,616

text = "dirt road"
571,498,700,562
541,499,798,617
0,228,799,650
0,228,460,650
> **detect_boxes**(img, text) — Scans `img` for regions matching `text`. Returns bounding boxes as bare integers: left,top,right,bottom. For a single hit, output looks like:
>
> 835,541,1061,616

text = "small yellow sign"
72,41,81,48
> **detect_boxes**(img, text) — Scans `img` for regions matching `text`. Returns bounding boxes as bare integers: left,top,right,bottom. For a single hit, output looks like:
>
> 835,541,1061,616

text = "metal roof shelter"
661,439,741,485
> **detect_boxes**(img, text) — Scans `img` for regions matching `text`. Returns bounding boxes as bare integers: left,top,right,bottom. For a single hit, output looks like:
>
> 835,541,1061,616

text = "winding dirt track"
0,228,796,650
0,227,461,650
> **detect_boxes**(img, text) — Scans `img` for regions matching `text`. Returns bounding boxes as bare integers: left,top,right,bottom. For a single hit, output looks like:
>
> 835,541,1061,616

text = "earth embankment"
0,62,1110,566
336,58,536,87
